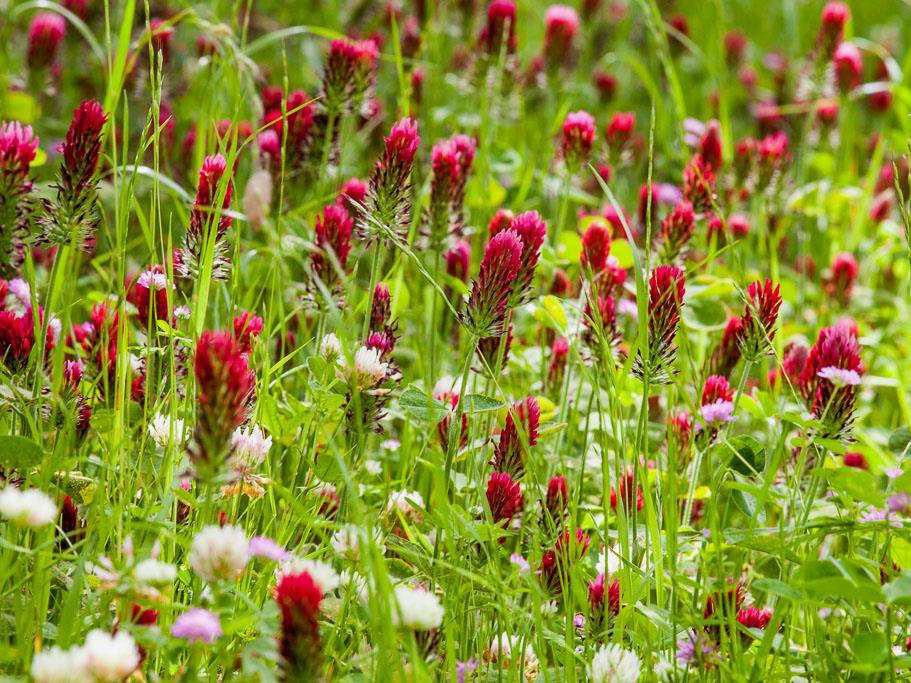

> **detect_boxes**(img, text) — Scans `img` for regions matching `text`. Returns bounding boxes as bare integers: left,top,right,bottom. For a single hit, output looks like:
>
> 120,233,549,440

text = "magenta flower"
508,211,546,304
27,12,66,68
363,118,420,240
464,229,522,337
634,265,686,384
561,110,596,163
0,121,39,273
248,536,290,561
171,608,222,644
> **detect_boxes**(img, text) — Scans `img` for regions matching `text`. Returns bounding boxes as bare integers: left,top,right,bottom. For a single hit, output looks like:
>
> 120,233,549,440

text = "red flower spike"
819,1,849,58
182,154,234,280
491,396,539,479
508,211,546,304
659,200,696,262
479,0,517,56
737,606,772,631
701,375,733,406
739,279,781,359
275,571,324,680
444,240,471,282
634,265,685,384
232,311,264,354
191,330,256,478
312,202,354,287
464,229,522,337
561,110,596,163
363,118,420,240
486,471,524,525
707,316,744,378
544,5,580,70
581,221,612,273
27,13,66,68
545,474,568,519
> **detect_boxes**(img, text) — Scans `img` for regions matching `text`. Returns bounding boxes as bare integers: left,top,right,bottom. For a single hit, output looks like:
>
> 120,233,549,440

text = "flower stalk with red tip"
634,265,686,385
41,100,107,248
275,570,324,680
738,279,781,361
190,330,256,480
180,154,234,281
361,117,420,242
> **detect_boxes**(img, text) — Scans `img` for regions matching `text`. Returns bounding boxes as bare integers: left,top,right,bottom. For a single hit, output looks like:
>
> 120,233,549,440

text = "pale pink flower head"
0,122,39,181
544,5,580,67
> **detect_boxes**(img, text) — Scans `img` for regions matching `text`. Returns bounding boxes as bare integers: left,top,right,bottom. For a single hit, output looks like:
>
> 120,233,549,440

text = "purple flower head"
248,535,290,561
171,608,222,644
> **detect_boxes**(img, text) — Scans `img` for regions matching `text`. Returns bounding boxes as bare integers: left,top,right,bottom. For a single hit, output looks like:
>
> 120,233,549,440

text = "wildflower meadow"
1,0,910,679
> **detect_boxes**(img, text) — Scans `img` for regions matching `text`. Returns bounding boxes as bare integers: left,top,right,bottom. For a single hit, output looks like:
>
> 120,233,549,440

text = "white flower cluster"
229,424,273,471
391,585,444,631
31,630,140,683
188,525,249,582
147,413,186,448
589,644,641,683
0,486,56,528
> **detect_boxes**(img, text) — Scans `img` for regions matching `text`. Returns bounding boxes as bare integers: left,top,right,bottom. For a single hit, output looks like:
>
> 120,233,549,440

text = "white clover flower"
392,585,444,630
133,558,177,586
331,524,382,561
320,333,342,360
188,525,249,582
174,305,191,319
353,346,388,387
148,414,186,448
229,424,272,471
364,459,382,475
31,644,90,683
385,490,424,519
486,633,537,668
277,557,340,593
0,486,57,528
8,278,31,309
589,644,641,683
82,630,140,682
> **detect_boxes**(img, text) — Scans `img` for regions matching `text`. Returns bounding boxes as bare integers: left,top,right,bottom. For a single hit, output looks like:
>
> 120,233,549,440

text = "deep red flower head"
131,604,160,626
191,154,233,236
683,156,716,213
758,131,790,171
741,279,781,355
28,12,66,68
819,2,849,56
275,570,323,678
233,311,264,354
313,202,354,278
594,70,618,101
661,200,696,254
833,42,863,90
491,396,540,479
610,469,644,512
126,265,168,323
545,474,568,517
782,342,810,391
561,110,596,161
702,375,733,406
670,410,693,446
508,211,547,302
699,121,723,170
487,209,515,238
736,606,772,630
445,240,471,282
480,0,517,54
581,221,612,272
544,4,580,66
192,330,255,470
606,112,636,148
60,495,79,535
324,37,378,108
708,315,744,378
62,100,106,191
589,573,621,617
465,229,522,336
431,138,462,189
827,252,858,303
554,528,591,561
648,265,685,316
724,30,747,67
487,471,524,524
451,134,477,174
843,452,868,470
728,214,750,237
370,282,392,333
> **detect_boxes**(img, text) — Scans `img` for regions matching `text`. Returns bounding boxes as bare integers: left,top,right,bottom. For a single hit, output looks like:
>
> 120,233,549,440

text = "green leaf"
462,394,503,413
851,632,888,666
726,435,765,475
398,385,448,422
826,468,883,506
0,435,43,472
885,572,911,605
751,578,803,601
